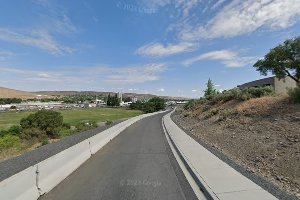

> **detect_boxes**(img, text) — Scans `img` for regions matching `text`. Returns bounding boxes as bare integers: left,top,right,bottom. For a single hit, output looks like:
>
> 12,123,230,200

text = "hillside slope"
173,96,300,199
0,87,38,99
0,86,189,100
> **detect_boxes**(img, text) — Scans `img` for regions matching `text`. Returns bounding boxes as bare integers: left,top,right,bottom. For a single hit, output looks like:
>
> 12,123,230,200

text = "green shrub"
0,135,22,150
244,87,276,98
62,123,71,129
184,100,197,110
59,129,77,138
0,125,23,137
0,130,7,137
21,128,47,141
8,125,23,136
148,97,166,111
106,121,113,125
20,110,63,138
130,101,144,110
75,121,97,132
205,109,219,119
130,97,166,113
143,102,156,113
211,87,276,104
288,85,300,103
41,139,49,146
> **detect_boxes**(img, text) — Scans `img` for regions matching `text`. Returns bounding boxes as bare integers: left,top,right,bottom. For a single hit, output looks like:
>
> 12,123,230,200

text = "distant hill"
36,91,190,101
0,87,190,101
0,87,39,99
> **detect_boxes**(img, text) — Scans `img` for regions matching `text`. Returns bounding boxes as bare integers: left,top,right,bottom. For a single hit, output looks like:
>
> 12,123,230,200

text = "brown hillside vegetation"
0,87,38,99
173,96,300,198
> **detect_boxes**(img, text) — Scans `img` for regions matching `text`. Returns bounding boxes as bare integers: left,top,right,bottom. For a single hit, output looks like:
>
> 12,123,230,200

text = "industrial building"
238,76,297,95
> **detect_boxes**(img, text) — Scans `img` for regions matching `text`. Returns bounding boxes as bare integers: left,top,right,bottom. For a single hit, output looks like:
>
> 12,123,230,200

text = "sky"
0,0,300,98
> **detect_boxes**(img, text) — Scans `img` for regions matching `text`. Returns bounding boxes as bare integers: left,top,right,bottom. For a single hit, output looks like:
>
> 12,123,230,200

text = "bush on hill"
184,87,276,110
211,87,276,104
288,85,300,103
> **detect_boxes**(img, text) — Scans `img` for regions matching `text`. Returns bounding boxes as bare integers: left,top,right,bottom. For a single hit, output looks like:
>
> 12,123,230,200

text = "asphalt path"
40,112,197,200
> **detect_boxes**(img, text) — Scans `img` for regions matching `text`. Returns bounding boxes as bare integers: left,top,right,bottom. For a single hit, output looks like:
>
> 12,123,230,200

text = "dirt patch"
173,96,300,199
0,142,42,161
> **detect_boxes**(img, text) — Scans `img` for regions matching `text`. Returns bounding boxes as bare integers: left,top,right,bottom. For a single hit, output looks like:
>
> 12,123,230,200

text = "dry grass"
235,96,289,115
0,142,41,161
175,95,300,197
0,87,38,99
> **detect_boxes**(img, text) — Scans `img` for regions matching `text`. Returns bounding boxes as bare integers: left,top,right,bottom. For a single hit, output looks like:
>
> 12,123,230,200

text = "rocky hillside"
173,96,300,199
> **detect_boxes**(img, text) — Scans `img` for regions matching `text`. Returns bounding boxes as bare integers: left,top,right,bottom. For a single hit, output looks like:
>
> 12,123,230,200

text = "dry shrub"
235,96,287,115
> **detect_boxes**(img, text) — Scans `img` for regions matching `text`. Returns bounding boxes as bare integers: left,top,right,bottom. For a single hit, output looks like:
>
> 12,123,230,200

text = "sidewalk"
163,111,278,200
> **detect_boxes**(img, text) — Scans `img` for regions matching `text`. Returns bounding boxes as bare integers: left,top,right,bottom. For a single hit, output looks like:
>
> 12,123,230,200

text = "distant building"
131,97,138,103
96,99,106,107
238,76,297,95
120,101,131,107
117,92,122,102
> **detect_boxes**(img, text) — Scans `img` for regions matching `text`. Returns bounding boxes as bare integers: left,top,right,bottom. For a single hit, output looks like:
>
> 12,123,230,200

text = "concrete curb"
162,117,208,200
0,110,166,200
163,110,279,200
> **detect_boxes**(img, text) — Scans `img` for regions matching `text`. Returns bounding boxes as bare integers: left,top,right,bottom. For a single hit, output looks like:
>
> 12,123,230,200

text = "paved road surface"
41,112,197,200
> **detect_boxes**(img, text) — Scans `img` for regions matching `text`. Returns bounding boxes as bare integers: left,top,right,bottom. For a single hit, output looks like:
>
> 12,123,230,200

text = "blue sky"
0,0,300,98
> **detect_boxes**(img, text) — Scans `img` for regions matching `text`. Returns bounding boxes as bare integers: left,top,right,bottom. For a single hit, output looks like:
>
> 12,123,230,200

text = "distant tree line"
130,97,166,113
0,98,22,105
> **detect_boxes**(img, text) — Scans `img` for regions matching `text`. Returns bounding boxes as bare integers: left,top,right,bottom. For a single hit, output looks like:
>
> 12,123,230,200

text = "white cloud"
157,88,165,92
0,63,167,87
0,50,14,61
136,1,300,58
0,1,77,55
181,0,300,41
0,28,74,55
175,0,200,17
139,0,171,9
184,49,257,67
129,88,139,91
136,42,197,57
135,0,201,57
104,64,167,84
35,0,77,35
211,0,227,10
192,89,197,92
0,67,63,83
139,0,200,14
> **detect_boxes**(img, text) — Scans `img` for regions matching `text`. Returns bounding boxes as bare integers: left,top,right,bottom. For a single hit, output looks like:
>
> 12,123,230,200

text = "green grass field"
0,108,143,130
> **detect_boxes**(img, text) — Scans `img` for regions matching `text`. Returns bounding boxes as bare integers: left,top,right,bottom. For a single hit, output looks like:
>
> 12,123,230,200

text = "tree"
204,78,217,99
106,94,120,106
123,97,131,102
148,97,166,111
129,97,165,113
254,37,300,84
113,94,120,106
20,110,63,138
107,94,112,106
